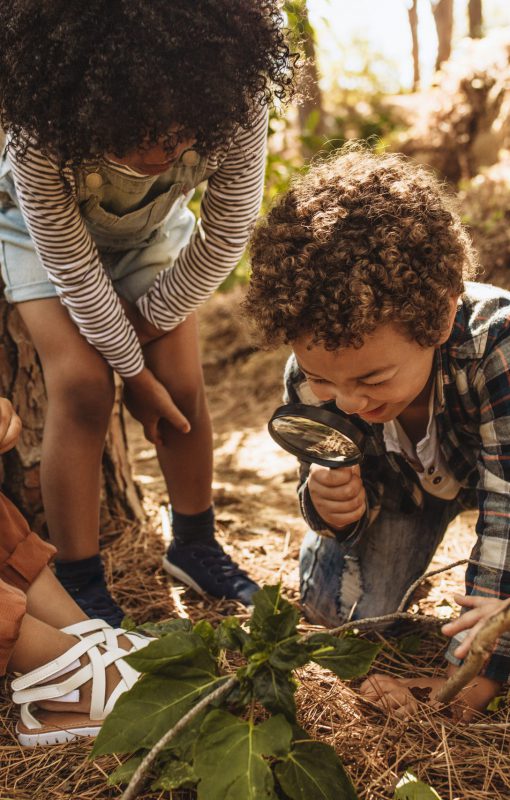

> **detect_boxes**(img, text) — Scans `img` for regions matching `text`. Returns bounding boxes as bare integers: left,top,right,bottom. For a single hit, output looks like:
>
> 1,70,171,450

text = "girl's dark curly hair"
245,146,479,350
0,0,294,166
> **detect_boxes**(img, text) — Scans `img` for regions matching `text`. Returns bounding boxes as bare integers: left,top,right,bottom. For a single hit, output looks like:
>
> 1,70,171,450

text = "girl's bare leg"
143,313,213,514
143,313,259,603
16,299,115,560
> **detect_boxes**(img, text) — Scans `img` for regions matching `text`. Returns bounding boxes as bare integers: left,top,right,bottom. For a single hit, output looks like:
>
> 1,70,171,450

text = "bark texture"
0,295,144,535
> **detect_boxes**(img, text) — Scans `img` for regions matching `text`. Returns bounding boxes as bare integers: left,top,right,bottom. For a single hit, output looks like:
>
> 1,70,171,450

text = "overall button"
86,172,103,190
432,476,442,485
427,466,435,475
181,149,200,167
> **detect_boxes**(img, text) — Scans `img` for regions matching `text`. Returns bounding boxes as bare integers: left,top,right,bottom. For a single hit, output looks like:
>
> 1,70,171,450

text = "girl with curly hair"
245,147,510,720
0,0,294,624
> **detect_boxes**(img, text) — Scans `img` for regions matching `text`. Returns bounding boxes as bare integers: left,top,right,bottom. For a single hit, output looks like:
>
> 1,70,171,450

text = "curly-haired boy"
245,147,510,719
0,1,295,622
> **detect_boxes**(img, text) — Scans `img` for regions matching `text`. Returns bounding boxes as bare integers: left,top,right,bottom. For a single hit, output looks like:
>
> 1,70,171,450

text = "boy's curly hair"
245,146,479,350
0,0,294,166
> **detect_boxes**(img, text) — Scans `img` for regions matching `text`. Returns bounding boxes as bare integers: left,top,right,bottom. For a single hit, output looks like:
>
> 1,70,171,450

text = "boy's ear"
438,295,460,345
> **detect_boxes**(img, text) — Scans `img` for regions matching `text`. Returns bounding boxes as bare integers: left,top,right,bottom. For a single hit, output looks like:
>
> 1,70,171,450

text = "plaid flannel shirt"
284,282,510,682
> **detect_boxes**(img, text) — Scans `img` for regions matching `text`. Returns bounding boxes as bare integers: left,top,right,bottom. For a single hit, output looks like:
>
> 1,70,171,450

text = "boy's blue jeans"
300,493,464,631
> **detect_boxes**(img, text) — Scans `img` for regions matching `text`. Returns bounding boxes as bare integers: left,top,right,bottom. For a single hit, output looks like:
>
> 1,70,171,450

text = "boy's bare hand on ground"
123,368,190,445
442,593,510,659
360,669,501,722
0,397,22,453
308,463,366,529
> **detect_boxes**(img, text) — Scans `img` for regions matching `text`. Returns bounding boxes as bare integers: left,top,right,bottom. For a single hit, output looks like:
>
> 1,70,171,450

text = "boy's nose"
335,394,369,416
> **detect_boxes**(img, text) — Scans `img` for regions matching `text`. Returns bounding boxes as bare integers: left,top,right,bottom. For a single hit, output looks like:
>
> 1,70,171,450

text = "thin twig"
121,675,237,800
325,612,439,638
397,558,495,614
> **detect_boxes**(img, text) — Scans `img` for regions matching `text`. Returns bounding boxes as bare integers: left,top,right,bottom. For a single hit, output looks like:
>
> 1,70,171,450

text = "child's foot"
61,618,154,652
163,539,260,606
11,633,141,746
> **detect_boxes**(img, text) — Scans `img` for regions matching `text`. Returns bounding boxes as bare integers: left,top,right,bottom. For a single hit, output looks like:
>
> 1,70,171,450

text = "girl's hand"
119,297,166,346
0,397,22,453
442,593,510,660
307,463,366,530
123,368,190,444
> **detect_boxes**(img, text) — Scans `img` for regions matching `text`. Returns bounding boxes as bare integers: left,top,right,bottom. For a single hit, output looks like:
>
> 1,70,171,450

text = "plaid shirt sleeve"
447,336,510,682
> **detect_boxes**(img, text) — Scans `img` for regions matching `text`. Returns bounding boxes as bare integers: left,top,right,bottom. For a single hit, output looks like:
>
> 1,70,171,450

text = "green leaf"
394,771,442,799
269,637,310,672
307,634,381,679
487,694,505,712
398,634,422,655
91,673,227,756
252,663,297,720
193,619,216,650
124,630,217,678
250,585,300,643
107,753,146,786
152,758,197,791
215,616,250,652
275,740,359,800
120,616,137,632
194,710,292,800
136,618,193,637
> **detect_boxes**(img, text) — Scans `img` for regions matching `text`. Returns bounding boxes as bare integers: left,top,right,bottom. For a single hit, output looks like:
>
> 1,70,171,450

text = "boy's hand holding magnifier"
308,463,366,530
268,403,366,532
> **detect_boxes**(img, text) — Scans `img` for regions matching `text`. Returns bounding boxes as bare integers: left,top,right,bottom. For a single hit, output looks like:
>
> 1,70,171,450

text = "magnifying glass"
268,403,365,468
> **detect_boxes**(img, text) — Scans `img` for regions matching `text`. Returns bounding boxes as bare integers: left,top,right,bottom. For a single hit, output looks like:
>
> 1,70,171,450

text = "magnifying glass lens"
268,404,364,468
271,416,360,462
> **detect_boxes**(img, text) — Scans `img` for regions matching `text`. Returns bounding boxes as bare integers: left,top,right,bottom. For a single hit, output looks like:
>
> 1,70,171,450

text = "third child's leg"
143,313,259,604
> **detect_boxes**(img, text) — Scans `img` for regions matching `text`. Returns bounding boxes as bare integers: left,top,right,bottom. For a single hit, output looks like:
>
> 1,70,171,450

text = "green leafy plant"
393,771,443,799
92,585,381,799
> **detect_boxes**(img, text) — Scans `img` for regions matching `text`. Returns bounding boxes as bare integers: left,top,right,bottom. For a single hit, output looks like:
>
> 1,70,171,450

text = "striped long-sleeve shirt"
7,107,268,378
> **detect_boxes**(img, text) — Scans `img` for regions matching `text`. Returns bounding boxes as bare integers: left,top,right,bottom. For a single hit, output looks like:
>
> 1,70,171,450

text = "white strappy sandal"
11,631,140,746
60,618,154,652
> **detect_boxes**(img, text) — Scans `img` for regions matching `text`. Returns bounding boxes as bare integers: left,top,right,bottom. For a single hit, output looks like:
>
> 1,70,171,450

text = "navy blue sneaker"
57,574,125,627
162,540,260,606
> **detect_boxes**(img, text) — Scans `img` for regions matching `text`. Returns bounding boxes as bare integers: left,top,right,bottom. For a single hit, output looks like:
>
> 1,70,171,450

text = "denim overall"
0,146,211,303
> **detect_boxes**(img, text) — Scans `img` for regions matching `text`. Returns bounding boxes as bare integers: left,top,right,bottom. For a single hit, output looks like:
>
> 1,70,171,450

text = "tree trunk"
0,296,144,537
285,0,326,158
408,0,420,91
431,0,454,71
468,0,483,39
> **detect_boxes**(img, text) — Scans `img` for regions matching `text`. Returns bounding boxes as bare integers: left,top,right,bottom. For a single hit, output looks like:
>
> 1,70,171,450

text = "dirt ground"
1,289,509,800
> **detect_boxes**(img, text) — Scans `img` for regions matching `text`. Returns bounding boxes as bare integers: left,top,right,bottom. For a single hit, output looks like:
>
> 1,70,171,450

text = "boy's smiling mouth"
358,403,388,421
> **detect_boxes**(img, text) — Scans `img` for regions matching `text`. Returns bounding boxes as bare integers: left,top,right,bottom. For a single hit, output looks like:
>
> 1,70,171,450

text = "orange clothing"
0,492,55,674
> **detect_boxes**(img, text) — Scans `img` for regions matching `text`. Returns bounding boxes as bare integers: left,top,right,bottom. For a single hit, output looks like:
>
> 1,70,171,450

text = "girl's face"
106,133,196,176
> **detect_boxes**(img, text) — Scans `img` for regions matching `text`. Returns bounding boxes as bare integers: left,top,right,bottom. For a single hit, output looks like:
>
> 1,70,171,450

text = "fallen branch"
436,598,510,705
121,675,238,800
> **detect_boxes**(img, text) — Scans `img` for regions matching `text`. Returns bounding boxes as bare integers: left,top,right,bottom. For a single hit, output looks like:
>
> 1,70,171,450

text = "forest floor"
1,289,509,800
